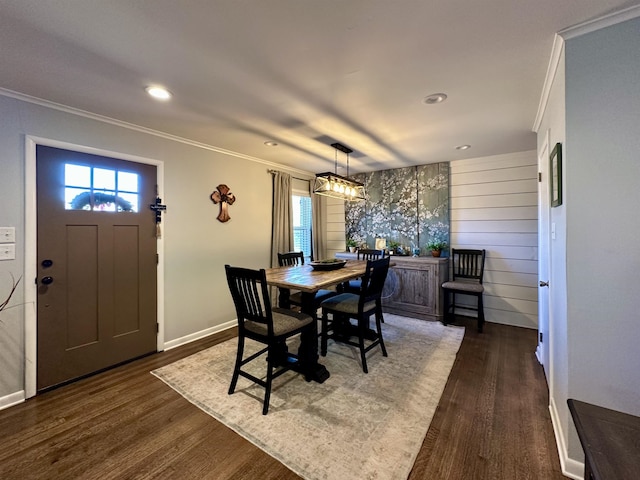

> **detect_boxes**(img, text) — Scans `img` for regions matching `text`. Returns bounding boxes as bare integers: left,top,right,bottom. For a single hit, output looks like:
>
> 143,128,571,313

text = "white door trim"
536,132,551,370
24,136,165,398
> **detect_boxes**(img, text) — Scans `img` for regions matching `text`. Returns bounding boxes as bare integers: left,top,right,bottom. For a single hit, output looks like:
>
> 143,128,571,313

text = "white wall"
326,197,346,258
0,94,313,402
327,152,540,330
450,151,539,329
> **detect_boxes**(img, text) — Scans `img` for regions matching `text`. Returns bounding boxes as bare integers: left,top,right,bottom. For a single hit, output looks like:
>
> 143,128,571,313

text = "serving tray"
309,259,347,271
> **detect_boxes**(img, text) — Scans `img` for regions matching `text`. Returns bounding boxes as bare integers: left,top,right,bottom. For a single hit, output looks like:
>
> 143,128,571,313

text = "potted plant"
426,240,447,257
346,238,358,253
387,240,399,255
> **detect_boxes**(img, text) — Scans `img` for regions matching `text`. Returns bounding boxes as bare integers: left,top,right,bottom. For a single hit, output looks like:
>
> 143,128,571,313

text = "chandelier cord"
346,151,350,178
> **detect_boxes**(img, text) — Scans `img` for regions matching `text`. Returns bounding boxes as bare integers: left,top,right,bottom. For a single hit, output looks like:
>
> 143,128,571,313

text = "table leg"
299,291,330,383
277,287,291,309
270,287,293,366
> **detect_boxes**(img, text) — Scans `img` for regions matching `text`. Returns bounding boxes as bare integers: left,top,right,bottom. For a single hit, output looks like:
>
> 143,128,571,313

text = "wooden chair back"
360,257,391,305
451,249,486,284
277,251,305,267
357,249,385,261
225,265,273,337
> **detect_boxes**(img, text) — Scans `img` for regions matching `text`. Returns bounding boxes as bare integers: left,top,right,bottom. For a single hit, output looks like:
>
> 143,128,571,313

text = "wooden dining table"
264,260,368,383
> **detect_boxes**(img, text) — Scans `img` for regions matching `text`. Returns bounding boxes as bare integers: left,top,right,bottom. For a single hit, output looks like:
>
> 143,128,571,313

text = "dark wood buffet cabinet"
335,253,449,321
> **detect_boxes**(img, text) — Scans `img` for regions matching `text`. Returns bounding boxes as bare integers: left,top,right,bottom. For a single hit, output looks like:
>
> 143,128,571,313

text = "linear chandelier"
313,142,365,201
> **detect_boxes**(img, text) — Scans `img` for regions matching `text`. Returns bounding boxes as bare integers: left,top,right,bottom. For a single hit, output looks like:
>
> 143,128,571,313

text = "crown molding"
0,87,314,178
532,34,564,134
559,4,640,40
533,4,640,133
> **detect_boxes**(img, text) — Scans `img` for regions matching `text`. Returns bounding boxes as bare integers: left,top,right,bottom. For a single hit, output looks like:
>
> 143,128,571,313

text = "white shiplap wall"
325,196,346,259
324,150,539,329
450,150,539,329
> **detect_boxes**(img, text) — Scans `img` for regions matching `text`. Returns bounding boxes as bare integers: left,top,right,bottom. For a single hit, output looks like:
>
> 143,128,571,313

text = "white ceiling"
0,1,635,174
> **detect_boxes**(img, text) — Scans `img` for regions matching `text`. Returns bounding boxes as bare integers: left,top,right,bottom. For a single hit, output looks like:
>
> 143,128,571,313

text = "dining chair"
441,248,487,332
320,256,391,373
225,264,315,415
277,251,337,313
340,249,385,294
277,251,304,267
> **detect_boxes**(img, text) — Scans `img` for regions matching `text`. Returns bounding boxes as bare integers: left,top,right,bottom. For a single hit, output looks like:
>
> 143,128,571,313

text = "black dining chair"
340,248,385,294
441,248,487,332
225,264,315,415
320,256,391,373
277,251,304,267
277,251,337,314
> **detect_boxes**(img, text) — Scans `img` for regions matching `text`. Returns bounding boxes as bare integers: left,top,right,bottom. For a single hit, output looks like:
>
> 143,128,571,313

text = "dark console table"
568,399,640,480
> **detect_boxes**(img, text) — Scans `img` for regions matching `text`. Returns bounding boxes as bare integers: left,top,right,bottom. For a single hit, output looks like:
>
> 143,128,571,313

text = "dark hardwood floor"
0,317,566,479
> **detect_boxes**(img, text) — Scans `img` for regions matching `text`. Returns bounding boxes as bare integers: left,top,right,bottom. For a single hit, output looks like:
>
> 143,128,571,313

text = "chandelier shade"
313,172,365,201
313,143,365,202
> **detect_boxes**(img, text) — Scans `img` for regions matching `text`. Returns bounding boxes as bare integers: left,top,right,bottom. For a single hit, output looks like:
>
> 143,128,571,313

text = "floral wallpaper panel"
345,163,449,255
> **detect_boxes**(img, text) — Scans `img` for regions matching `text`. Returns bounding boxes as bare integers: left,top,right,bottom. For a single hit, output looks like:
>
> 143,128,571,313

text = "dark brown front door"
36,145,158,391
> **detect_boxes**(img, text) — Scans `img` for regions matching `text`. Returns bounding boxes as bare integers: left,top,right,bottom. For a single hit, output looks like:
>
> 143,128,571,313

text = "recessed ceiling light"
455,144,471,150
145,86,172,101
423,93,448,105
264,141,278,147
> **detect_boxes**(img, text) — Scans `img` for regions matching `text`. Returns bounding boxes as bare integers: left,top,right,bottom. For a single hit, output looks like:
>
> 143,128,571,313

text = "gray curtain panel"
270,171,293,268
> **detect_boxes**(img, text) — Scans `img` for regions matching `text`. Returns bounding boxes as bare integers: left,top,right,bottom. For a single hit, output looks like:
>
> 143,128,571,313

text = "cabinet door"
386,264,435,316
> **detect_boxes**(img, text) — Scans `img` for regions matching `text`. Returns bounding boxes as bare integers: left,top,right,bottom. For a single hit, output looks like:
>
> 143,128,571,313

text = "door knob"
41,276,54,285
539,281,549,287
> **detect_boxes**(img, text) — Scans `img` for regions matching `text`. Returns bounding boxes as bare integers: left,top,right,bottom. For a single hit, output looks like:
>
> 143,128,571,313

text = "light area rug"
152,314,464,480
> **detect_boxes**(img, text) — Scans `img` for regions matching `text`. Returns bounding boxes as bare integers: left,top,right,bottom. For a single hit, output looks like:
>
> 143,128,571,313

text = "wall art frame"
550,142,562,207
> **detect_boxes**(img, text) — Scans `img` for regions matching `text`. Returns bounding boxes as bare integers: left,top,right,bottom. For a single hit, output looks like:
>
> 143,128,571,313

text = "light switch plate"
0,227,16,243
0,244,16,260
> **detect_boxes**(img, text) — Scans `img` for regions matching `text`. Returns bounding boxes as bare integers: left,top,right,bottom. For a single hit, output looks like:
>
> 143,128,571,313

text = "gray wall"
566,14,640,426
0,94,312,401
0,97,26,398
538,15,640,477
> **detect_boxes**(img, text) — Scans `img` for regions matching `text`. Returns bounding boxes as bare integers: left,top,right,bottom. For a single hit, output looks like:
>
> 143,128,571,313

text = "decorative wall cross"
149,195,167,238
210,184,236,223
149,196,167,224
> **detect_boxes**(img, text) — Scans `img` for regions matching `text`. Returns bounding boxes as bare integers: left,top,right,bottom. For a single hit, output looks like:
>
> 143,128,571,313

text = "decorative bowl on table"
309,259,347,271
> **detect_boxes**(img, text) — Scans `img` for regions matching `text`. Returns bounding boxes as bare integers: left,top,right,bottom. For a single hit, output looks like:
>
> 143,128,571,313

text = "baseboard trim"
549,397,584,480
0,322,236,411
0,390,26,411
163,320,236,351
